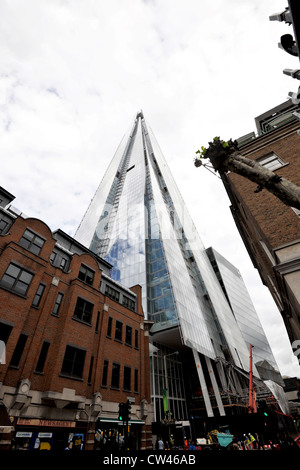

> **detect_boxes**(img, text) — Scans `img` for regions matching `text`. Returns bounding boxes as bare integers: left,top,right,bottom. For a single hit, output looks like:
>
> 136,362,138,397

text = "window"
95,311,101,332
73,297,94,324
50,251,70,271
0,322,13,344
125,325,132,346
32,283,46,307
291,207,300,218
257,153,285,171
19,229,45,255
59,256,69,270
111,362,120,389
123,366,131,391
135,329,139,349
134,369,138,393
52,292,64,316
61,345,86,379
107,317,113,337
88,356,94,384
0,219,8,234
102,360,109,386
10,333,28,367
35,341,50,373
122,295,135,311
78,264,94,286
105,285,120,302
115,320,123,342
0,263,33,296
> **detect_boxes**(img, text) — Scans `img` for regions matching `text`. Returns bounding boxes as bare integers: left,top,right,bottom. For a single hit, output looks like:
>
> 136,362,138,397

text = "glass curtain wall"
206,247,283,384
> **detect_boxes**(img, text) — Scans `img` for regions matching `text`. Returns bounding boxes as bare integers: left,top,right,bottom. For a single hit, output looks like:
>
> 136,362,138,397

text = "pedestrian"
157,436,165,450
246,433,256,449
189,441,196,450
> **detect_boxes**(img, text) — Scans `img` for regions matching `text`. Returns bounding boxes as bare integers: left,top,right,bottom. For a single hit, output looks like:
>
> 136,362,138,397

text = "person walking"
157,436,165,451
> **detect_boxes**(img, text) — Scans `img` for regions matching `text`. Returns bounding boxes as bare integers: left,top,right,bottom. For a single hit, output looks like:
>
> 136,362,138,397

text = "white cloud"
0,0,299,377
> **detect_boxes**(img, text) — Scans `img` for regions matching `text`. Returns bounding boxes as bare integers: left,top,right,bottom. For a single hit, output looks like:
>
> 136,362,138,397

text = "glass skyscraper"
75,112,286,424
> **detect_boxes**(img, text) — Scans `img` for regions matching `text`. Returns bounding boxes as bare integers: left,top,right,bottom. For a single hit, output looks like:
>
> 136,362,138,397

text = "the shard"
75,112,286,423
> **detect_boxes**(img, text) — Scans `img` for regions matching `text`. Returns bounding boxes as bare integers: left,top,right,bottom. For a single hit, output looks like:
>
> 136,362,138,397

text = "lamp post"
162,351,179,419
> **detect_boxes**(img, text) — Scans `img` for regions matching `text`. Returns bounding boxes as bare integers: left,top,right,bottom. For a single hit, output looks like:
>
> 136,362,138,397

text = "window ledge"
72,316,92,327
76,277,94,287
0,285,27,299
272,162,290,171
59,373,84,382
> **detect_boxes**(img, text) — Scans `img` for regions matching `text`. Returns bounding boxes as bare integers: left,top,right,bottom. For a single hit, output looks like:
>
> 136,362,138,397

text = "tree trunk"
195,141,300,210
221,152,300,211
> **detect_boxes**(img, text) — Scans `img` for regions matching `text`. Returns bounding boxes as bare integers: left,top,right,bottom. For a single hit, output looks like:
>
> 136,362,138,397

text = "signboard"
0,426,14,433
16,432,32,438
17,418,76,428
38,432,53,438
162,389,168,412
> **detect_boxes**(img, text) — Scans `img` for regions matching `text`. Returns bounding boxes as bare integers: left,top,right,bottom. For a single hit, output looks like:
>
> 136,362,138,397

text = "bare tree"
194,137,300,211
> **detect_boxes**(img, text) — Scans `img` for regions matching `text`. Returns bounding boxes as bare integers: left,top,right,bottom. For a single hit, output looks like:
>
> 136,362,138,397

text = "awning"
98,417,145,425
0,403,14,434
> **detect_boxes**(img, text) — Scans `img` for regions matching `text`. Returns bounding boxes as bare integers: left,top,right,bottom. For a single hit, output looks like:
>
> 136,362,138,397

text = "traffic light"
121,400,131,422
118,402,125,421
270,1,300,131
126,400,132,421
270,1,300,58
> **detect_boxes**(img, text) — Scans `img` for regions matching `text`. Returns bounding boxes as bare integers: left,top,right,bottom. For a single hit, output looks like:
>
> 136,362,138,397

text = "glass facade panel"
206,247,282,381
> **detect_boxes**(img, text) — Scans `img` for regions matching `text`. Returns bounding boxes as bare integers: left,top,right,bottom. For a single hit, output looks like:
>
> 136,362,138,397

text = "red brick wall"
222,121,300,340
228,123,300,250
0,216,150,406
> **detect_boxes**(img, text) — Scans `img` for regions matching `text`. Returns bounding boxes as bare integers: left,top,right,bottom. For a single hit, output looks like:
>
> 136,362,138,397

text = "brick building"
0,187,153,450
220,100,300,344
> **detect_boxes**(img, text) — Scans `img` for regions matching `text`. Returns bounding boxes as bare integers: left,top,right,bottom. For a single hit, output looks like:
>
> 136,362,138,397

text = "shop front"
11,418,86,451
95,417,145,450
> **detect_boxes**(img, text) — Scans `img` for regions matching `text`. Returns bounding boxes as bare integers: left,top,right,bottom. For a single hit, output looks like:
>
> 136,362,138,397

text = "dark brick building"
0,187,153,450
220,100,300,345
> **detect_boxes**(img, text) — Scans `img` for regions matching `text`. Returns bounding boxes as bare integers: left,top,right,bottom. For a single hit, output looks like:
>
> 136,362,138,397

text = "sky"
1,0,300,378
